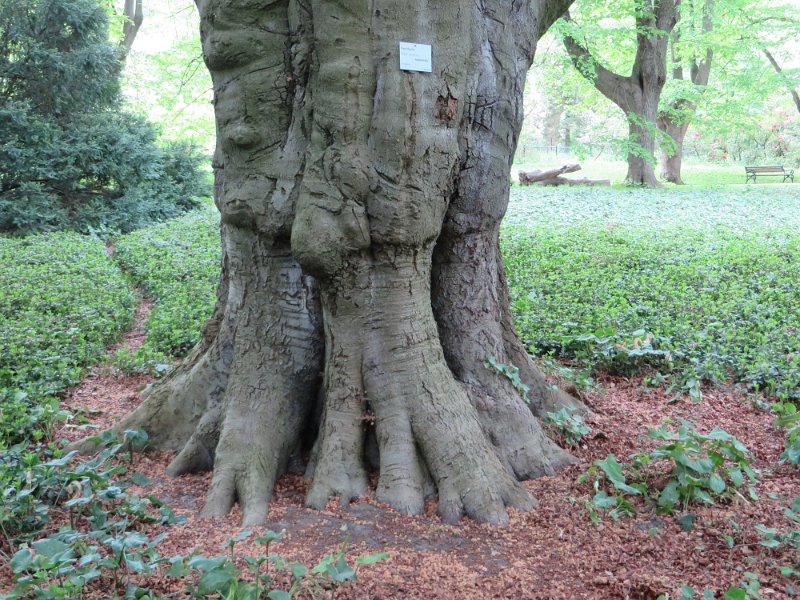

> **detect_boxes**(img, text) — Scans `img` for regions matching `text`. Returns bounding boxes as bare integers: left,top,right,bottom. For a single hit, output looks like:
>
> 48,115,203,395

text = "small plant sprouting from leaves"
484,355,530,403
634,420,758,514
544,407,592,447
577,455,641,521
122,428,149,465
579,421,757,521
724,572,762,600
755,496,800,580
772,402,800,465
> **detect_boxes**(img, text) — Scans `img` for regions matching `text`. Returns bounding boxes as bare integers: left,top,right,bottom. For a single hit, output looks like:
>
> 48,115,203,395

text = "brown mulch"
58,297,153,443
5,304,799,599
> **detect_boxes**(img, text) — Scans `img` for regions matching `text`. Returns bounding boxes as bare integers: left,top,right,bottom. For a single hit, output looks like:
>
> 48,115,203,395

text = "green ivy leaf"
658,481,679,511
595,455,641,495
355,552,390,566
724,587,746,600
592,490,618,509
708,473,726,495
9,548,33,573
677,513,696,532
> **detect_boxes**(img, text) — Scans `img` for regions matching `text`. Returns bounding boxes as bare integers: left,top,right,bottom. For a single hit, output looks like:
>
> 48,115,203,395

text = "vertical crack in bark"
202,229,322,526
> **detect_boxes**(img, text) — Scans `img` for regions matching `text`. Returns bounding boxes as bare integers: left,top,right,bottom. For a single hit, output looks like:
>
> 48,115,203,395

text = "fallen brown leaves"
10,358,798,599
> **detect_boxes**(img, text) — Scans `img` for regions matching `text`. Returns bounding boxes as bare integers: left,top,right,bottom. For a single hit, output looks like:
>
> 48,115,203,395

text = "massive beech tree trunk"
89,0,584,526
563,1,679,187
657,0,713,184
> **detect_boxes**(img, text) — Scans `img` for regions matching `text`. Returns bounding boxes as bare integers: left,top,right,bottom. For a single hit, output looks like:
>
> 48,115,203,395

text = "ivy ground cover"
0,233,134,446
503,184,800,400
113,208,220,359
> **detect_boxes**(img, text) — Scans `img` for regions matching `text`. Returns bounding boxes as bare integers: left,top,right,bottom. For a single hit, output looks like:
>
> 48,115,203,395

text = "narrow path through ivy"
58,244,156,445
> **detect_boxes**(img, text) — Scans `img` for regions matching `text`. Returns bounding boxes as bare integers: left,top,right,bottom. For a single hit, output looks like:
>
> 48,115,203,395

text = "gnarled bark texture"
87,0,584,526
563,2,679,187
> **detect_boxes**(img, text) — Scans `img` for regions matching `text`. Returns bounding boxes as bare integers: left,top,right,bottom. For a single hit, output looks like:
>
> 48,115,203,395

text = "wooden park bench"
744,165,794,183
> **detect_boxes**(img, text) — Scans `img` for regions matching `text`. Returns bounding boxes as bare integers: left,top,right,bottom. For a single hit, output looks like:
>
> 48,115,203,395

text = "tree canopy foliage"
0,0,206,234
527,0,800,177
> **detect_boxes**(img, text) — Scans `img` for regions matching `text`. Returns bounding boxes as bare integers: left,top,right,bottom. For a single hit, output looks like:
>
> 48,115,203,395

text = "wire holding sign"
399,42,432,73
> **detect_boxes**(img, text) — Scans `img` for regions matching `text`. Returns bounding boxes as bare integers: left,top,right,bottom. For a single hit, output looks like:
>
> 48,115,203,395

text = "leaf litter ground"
9,301,799,599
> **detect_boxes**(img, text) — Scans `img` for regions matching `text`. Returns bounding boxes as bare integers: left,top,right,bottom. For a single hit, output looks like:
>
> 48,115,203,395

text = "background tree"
656,0,714,184
686,1,800,166
560,0,680,186
763,48,800,116
743,6,800,117
81,0,586,527
519,38,627,163
528,0,800,178
0,0,205,233
119,0,143,59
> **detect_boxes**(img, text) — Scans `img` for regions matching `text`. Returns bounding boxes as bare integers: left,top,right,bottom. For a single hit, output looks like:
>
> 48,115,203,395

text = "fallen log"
539,176,611,187
518,163,611,186
519,163,580,184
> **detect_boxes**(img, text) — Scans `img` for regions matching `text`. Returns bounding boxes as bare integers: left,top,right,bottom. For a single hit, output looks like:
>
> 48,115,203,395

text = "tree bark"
658,118,689,184
82,0,582,526
119,0,144,60
657,0,714,184
563,1,679,187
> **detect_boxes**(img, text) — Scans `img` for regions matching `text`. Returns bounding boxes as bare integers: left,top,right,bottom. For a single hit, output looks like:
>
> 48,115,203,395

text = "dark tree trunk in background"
119,0,143,60
83,0,584,526
563,1,679,187
658,120,689,183
657,0,714,184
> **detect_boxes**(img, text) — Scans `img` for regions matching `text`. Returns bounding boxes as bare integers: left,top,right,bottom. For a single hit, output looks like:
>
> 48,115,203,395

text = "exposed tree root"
302,251,558,524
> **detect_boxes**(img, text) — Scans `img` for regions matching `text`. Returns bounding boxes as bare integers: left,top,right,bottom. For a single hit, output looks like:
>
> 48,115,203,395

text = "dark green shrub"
0,0,208,234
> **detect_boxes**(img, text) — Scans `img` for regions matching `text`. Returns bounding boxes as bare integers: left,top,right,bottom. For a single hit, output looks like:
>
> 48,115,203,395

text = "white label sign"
399,42,432,73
